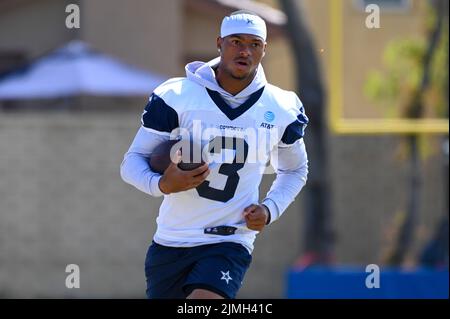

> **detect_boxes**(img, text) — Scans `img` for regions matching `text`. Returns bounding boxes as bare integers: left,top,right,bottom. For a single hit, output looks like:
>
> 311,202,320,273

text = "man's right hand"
158,151,210,194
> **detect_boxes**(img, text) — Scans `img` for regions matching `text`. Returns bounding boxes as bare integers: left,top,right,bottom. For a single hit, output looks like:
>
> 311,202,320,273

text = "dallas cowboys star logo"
246,18,254,25
220,271,233,284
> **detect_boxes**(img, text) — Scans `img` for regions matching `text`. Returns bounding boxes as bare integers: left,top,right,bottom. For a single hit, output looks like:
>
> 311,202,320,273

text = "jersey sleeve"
262,138,309,224
120,127,170,197
280,95,309,146
262,92,309,223
141,93,179,135
121,90,180,198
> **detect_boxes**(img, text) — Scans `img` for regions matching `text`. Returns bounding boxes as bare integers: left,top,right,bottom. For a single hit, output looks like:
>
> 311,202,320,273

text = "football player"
120,10,309,299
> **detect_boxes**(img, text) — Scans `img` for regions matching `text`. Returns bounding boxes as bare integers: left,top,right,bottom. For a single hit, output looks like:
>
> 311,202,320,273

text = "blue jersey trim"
142,93,179,133
206,87,265,121
281,111,309,144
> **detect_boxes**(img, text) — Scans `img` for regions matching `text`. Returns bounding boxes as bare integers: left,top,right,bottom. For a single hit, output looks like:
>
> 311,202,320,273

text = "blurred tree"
278,0,334,267
365,0,448,266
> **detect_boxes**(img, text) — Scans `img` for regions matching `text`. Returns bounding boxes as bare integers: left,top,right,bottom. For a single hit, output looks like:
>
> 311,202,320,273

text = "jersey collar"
206,86,265,121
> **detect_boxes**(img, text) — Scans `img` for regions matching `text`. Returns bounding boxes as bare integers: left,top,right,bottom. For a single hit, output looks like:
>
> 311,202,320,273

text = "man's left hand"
243,204,269,231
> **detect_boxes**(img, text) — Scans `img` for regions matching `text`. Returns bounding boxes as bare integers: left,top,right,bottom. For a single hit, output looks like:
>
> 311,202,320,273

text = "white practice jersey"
121,72,308,253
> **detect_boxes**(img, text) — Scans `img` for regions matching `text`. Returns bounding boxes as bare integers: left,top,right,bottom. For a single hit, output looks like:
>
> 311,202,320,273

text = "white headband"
220,13,267,41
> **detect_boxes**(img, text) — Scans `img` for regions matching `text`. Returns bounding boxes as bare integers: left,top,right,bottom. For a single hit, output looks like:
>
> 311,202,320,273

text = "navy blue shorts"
144,241,252,299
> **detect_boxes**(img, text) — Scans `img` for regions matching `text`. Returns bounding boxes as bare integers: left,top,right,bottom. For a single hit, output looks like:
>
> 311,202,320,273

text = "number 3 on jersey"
196,136,248,202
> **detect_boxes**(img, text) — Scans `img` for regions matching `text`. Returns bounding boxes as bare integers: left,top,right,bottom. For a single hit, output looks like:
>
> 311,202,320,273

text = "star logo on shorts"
220,270,233,284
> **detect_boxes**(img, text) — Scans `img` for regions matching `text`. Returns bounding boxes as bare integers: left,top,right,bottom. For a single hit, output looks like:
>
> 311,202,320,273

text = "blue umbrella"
0,40,167,99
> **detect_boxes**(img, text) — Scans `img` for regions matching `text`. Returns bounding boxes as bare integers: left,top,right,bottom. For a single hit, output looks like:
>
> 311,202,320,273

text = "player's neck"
214,67,255,96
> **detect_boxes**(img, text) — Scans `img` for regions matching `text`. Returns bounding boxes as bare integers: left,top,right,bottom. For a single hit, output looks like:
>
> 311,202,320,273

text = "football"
149,138,205,174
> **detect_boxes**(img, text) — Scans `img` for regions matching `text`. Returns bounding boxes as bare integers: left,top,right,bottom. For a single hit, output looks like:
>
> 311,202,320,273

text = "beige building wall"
183,6,223,63
0,0,73,59
0,0,183,77
81,0,182,77
0,0,296,94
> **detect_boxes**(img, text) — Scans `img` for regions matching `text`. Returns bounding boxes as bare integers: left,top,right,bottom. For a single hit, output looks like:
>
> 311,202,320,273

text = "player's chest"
178,105,280,140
